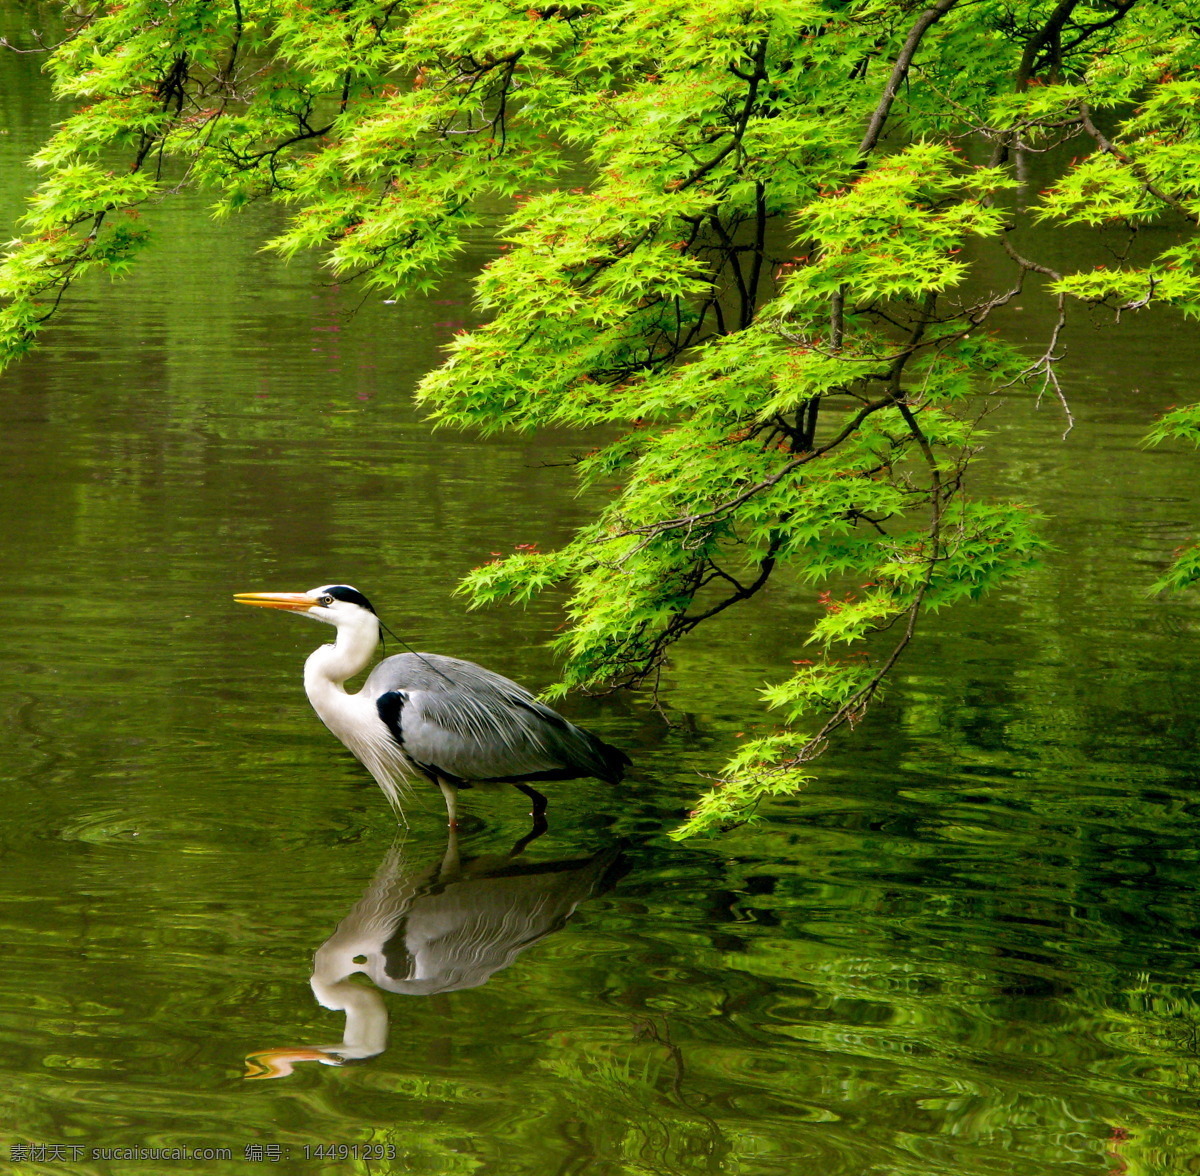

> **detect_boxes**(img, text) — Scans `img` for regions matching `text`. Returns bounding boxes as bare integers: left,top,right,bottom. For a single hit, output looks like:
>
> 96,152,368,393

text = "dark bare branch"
858,0,960,158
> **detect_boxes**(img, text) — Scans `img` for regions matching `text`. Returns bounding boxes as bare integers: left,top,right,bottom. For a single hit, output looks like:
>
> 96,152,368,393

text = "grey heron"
233,584,630,825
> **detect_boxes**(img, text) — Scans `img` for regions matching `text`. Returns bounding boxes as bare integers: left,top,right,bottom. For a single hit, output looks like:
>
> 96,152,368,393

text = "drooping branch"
609,300,943,550
1078,102,1199,226
994,235,1073,435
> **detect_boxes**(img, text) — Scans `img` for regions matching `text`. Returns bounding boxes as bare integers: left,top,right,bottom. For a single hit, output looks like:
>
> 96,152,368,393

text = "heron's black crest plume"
326,585,376,613
329,583,453,685
378,616,456,685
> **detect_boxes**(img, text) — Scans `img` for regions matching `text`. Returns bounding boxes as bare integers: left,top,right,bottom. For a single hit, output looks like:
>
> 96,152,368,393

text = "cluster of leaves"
3,0,1200,833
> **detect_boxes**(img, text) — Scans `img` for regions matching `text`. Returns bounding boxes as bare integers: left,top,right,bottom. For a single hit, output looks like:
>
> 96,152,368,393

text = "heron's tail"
589,734,632,784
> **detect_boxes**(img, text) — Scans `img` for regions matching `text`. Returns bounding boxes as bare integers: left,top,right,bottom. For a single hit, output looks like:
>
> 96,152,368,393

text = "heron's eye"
321,595,334,606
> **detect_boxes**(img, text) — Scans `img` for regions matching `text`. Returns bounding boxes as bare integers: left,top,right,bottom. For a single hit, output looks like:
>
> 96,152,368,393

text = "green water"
4,27,1200,1176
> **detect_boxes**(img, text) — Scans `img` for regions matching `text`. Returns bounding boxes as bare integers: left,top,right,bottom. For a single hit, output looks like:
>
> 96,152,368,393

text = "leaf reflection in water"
246,818,625,1078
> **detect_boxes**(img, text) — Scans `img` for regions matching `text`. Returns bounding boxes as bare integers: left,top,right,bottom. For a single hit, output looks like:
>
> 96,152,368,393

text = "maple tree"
3,0,1198,832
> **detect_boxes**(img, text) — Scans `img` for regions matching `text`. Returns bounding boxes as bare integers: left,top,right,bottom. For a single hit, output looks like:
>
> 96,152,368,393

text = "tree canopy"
3,0,1199,833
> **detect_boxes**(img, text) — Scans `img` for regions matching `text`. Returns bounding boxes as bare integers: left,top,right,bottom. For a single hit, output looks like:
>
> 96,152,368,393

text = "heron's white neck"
303,615,380,706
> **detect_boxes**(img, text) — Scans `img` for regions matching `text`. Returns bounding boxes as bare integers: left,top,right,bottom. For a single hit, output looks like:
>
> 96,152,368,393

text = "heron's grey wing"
363,653,628,783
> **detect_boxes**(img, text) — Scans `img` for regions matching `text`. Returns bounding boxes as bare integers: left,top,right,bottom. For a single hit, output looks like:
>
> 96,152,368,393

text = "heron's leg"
508,816,548,858
513,782,548,821
511,782,549,844
511,783,549,850
439,818,461,877
438,777,459,829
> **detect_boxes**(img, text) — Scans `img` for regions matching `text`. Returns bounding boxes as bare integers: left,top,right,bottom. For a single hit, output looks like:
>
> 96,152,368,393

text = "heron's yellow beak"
233,592,316,613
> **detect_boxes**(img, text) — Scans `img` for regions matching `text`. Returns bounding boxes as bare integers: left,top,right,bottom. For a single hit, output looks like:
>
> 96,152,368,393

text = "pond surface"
3,22,1200,1176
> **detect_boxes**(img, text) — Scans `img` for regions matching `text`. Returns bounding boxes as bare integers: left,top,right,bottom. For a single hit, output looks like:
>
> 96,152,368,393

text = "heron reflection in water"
245,820,624,1078
234,584,630,826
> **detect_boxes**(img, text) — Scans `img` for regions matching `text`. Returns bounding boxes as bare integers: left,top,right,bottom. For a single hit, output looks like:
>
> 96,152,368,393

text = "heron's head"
234,584,379,631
